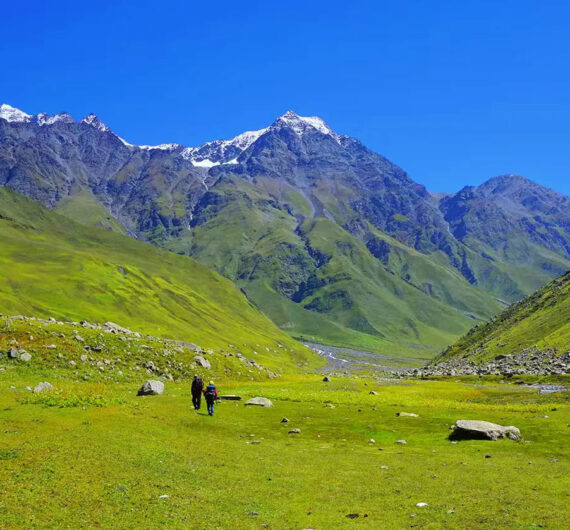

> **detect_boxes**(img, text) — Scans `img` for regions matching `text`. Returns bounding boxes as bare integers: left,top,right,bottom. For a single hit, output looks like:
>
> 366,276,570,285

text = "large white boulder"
451,420,521,441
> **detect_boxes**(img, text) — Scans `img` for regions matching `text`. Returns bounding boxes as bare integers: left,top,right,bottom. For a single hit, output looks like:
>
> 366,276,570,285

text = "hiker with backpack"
203,380,218,416
191,375,204,410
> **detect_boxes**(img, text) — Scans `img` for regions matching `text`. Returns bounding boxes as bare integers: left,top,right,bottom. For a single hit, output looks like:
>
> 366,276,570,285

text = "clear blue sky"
1,0,569,194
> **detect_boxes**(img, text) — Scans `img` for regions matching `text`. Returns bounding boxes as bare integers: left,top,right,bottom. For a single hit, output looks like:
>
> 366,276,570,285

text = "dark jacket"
191,377,204,395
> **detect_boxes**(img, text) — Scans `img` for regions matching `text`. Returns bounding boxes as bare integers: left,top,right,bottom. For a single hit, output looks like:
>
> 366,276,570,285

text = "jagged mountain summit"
1,103,570,356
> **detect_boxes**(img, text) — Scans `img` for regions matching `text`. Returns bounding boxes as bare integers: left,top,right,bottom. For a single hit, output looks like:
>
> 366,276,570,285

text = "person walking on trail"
203,380,218,416
191,375,204,410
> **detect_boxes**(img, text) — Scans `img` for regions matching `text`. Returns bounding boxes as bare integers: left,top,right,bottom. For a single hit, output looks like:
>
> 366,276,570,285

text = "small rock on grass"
416,502,428,508
158,495,169,499
396,440,407,445
281,417,289,423
288,428,301,434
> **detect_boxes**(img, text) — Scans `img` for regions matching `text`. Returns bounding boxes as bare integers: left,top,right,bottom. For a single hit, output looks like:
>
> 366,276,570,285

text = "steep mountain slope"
436,271,570,364
0,188,315,371
439,175,570,296
2,103,570,356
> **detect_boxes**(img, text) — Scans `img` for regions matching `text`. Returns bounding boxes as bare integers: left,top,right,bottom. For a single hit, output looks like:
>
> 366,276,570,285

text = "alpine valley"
2,103,570,359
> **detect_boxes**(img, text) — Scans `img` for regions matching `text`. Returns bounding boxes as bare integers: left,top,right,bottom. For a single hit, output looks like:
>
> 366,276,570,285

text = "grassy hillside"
0,188,316,371
56,188,127,234
0,316,289,382
436,271,570,364
172,177,502,358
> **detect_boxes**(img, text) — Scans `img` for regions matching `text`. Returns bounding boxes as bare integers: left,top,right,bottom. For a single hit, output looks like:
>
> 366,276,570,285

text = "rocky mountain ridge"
2,103,570,356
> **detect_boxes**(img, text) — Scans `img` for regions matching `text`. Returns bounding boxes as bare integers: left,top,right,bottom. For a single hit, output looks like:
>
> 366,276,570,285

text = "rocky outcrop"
409,349,570,377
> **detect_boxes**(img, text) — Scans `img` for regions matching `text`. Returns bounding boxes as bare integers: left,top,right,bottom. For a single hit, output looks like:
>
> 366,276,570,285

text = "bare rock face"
450,420,521,441
137,380,165,396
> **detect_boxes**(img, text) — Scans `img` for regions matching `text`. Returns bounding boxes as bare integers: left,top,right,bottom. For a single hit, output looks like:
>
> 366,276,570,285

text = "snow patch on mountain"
139,143,182,151
181,126,268,167
0,104,32,123
189,158,219,168
228,127,269,150
81,113,111,133
36,113,74,126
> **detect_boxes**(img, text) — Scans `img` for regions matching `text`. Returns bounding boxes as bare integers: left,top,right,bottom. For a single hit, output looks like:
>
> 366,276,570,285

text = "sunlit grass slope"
437,271,570,363
0,188,315,369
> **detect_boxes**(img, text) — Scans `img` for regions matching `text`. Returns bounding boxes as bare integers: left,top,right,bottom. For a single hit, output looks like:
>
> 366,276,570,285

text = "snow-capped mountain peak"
273,110,341,142
81,113,111,133
181,111,343,167
0,104,32,123
1,103,344,167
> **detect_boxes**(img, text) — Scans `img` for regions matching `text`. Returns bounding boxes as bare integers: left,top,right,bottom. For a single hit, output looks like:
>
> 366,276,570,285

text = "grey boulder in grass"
245,397,273,407
194,356,211,370
137,380,165,396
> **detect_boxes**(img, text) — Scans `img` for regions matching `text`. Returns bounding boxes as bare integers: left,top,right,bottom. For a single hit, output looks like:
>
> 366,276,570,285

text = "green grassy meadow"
1,315,568,529
1,367,568,529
